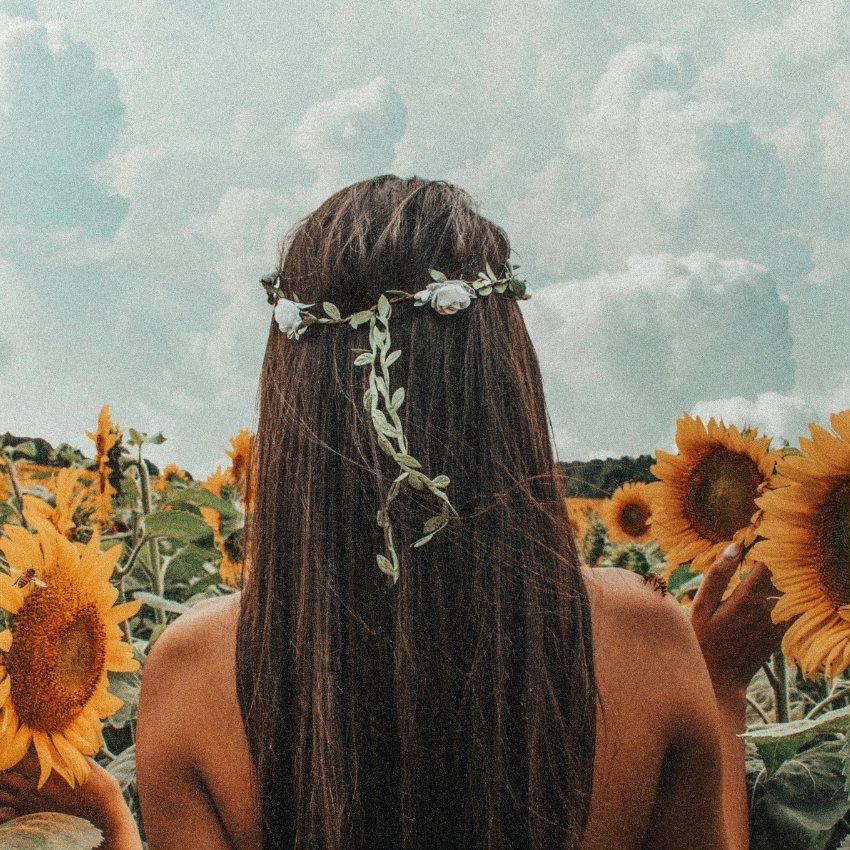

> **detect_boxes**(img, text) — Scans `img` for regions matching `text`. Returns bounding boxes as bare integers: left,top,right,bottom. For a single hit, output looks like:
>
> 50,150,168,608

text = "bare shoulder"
582,567,719,729
138,592,241,741
137,592,257,850
147,592,241,663
581,568,727,850
583,567,695,647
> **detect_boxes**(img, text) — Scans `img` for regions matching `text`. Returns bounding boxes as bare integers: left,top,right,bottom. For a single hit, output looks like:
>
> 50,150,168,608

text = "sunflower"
22,466,96,537
199,467,243,588
646,414,779,577
753,410,850,680
152,462,191,494
226,429,252,501
605,482,653,544
0,517,141,788
564,497,605,542
85,406,123,526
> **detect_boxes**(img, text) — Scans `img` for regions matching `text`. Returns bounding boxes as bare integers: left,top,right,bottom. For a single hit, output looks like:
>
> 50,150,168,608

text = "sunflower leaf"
747,739,850,850
164,488,239,522
744,705,850,777
143,510,215,547
132,590,191,615
105,671,141,729
0,812,103,849
105,743,137,791
164,544,218,582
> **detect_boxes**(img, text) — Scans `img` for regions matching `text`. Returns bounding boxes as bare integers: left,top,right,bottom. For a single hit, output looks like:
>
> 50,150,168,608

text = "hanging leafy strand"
260,264,529,583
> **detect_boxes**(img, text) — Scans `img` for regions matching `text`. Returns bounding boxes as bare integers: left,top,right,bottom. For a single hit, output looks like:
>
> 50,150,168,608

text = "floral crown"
261,264,529,584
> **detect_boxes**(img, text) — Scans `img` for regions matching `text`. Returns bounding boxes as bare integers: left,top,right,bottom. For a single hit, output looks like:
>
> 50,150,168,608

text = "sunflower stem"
771,649,790,723
761,659,781,692
805,681,850,719
136,448,166,627
1,448,30,530
746,696,771,725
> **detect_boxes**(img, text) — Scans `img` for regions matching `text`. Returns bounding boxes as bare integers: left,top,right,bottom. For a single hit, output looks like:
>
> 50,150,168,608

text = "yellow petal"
90,687,124,718
62,720,98,755
52,732,91,786
32,730,56,789
0,525,45,576
103,599,143,628
105,639,139,672
0,581,24,615
0,629,12,652
0,719,31,771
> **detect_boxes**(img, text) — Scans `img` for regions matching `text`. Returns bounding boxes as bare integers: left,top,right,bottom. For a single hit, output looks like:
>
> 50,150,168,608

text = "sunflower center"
683,446,762,543
618,502,650,538
6,588,106,733
817,482,850,607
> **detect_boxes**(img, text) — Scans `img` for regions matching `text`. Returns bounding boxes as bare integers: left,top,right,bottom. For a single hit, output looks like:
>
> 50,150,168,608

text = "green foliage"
746,706,850,777
558,454,656,498
580,518,607,567
748,739,850,850
142,509,215,547
0,813,102,850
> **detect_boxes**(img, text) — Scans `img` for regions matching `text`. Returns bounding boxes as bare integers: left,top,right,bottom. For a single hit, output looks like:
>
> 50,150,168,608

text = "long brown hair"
236,176,596,850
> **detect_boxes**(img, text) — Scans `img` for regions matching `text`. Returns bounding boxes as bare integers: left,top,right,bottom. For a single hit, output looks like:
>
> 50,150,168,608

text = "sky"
2,0,849,476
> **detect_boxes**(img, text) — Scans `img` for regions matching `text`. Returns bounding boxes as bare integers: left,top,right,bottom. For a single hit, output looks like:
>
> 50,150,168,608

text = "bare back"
136,569,726,849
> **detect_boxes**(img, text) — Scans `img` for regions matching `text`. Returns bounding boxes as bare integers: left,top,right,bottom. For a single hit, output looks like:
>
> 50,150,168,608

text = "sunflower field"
3,406,850,847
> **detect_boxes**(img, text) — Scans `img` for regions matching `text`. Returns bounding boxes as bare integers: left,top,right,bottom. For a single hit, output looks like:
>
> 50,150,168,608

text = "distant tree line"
3,432,655,496
557,455,656,498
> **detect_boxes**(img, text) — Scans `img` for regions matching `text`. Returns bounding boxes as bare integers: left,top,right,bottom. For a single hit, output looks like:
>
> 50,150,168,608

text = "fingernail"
723,542,741,558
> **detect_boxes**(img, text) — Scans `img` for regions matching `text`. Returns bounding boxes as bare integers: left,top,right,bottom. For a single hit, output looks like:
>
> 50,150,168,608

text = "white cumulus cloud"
293,77,407,200
690,392,817,447
521,252,795,459
0,7,127,232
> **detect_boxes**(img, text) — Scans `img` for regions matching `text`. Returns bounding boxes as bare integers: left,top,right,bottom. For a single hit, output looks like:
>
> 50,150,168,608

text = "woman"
0,176,788,849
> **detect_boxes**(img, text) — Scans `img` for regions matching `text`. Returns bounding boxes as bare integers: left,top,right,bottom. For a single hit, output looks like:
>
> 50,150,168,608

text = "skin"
0,544,788,849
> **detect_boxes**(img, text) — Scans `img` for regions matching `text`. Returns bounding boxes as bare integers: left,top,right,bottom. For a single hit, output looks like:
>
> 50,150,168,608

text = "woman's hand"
690,542,792,703
0,751,142,849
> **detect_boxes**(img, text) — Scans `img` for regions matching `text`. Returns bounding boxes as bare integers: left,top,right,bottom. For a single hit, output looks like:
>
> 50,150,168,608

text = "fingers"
691,542,742,624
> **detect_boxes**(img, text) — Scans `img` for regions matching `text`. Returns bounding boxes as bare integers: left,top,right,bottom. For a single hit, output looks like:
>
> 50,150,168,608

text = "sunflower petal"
105,639,140,672
52,732,91,786
0,718,31,771
90,687,124,718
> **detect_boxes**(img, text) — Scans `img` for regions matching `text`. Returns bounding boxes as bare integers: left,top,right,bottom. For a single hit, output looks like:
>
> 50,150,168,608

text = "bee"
642,572,667,597
11,568,47,590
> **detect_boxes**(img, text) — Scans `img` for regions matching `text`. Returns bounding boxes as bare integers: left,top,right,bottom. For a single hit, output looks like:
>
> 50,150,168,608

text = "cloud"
293,77,407,199
0,0,845,475
501,42,810,290
690,392,817,447
520,251,795,459
0,10,127,232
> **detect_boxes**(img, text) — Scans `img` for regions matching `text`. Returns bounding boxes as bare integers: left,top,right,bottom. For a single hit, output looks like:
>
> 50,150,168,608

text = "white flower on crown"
273,298,314,339
413,281,477,315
